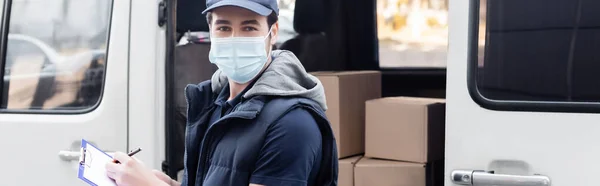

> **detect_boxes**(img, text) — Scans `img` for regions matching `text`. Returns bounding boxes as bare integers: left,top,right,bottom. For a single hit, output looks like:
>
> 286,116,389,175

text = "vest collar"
221,96,267,120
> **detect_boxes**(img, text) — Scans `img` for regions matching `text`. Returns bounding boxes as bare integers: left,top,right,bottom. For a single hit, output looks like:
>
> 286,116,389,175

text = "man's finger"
105,162,120,179
112,151,131,164
106,169,116,180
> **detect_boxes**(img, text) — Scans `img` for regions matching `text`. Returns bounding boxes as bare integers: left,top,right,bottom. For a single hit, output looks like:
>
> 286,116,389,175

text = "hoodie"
210,50,328,110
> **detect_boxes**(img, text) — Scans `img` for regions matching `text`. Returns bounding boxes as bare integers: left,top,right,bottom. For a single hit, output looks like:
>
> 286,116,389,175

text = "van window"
471,0,600,111
0,0,112,111
377,0,449,68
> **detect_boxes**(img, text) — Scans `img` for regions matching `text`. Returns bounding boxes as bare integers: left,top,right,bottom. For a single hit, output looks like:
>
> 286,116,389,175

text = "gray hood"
210,50,327,110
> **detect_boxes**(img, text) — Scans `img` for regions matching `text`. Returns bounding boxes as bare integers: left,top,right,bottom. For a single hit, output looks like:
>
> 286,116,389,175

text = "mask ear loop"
265,27,274,59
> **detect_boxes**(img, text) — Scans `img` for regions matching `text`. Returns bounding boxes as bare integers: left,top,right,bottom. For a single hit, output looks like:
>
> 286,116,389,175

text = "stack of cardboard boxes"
313,71,445,186
360,97,445,186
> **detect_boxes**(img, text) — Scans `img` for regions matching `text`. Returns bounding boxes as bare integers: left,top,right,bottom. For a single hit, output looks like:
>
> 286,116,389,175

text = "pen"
113,148,142,164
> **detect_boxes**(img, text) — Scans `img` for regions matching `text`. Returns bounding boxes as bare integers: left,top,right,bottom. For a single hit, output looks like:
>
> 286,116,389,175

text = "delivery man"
105,0,339,185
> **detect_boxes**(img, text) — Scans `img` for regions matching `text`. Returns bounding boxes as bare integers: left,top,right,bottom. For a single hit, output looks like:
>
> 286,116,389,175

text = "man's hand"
105,152,168,186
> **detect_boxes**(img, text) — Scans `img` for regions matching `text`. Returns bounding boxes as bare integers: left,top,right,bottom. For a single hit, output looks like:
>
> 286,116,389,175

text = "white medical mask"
209,29,272,84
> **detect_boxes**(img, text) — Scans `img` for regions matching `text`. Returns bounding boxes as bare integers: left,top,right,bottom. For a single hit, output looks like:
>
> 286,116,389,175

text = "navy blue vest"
182,80,338,186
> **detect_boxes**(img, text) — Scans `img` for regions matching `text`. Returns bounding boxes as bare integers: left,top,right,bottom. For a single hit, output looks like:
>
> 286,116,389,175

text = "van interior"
164,0,447,179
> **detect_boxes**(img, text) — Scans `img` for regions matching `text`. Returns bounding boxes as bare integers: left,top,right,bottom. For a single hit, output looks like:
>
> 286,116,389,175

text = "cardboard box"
338,156,363,186
312,71,381,158
365,97,445,163
355,158,425,186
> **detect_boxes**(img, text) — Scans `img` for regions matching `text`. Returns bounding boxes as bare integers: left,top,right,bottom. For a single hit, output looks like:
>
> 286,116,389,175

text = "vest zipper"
196,110,256,185
198,118,229,184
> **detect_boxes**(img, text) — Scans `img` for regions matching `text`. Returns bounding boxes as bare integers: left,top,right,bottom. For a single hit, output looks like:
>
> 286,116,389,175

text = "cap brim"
202,0,273,16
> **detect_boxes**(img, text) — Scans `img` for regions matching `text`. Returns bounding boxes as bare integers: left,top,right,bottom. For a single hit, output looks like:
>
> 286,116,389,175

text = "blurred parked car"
4,34,63,76
3,34,106,110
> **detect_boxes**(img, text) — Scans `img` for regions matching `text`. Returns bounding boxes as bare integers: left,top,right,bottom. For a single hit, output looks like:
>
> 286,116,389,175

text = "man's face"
209,6,279,51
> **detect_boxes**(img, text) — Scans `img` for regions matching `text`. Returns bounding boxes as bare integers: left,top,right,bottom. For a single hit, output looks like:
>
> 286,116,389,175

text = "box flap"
356,158,425,168
309,71,336,76
339,155,363,165
367,97,445,106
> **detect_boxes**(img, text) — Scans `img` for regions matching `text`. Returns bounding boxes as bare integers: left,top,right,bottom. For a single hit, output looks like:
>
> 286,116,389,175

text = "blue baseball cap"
202,0,279,16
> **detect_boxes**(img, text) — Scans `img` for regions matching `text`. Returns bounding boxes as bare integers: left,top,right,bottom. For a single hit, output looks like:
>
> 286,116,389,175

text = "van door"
0,0,130,185
447,0,600,185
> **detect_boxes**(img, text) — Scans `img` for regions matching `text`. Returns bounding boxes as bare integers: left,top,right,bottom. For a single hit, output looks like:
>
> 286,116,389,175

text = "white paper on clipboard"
78,139,117,186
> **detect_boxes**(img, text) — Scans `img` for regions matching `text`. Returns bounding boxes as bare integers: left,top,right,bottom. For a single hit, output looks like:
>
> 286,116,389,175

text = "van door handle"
58,150,83,161
451,169,551,186
58,140,115,162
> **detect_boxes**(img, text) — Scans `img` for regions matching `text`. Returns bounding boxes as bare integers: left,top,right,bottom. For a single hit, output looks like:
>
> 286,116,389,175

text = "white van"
0,0,598,185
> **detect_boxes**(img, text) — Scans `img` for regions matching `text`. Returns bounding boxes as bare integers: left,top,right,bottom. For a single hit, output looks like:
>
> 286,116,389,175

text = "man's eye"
217,27,231,31
242,27,258,31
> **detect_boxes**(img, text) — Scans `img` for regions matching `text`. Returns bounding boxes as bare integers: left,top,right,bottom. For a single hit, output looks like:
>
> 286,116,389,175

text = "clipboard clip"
79,147,95,168
79,147,87,166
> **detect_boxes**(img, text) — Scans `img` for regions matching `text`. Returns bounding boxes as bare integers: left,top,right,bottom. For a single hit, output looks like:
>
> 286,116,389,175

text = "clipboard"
78,139,117,186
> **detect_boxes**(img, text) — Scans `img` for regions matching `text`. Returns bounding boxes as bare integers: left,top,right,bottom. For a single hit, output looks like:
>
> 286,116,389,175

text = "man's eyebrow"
215,19,231,25
241,20,260,25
